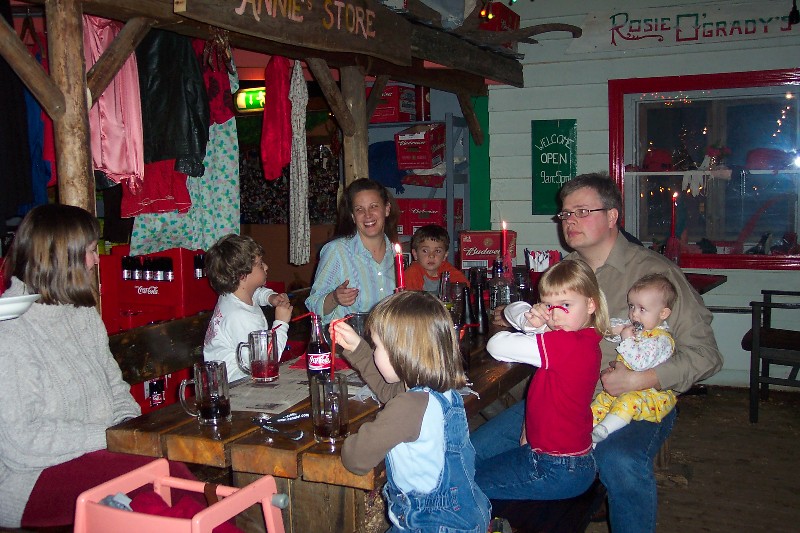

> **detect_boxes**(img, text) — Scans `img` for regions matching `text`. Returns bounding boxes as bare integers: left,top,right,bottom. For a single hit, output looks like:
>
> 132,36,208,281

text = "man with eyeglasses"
473,173,722,533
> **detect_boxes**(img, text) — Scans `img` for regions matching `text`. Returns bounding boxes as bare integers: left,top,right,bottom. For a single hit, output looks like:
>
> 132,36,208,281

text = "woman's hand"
274,300,292,323
331,321,362,352
332,280,359,308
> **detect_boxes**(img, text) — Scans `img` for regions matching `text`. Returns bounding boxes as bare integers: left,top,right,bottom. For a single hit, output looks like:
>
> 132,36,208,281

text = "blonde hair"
366,291,466,392
538,259,610,335
629,273,677,310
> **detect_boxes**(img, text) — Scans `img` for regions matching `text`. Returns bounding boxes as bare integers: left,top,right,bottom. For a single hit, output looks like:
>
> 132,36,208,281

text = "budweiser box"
366,81,416,123
459,230,517,270
397,198,464,237
479,3,521,50
394,122,446,169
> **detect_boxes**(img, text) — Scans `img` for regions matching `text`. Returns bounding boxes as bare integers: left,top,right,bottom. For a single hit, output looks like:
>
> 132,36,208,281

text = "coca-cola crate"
366,81,416,123
397,198,464,237
129,367,191,415
394,123,446,169
99,245,216,333
459,230,517,270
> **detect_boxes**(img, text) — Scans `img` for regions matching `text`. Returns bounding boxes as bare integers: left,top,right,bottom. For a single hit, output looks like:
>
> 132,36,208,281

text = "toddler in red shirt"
476,259,609,501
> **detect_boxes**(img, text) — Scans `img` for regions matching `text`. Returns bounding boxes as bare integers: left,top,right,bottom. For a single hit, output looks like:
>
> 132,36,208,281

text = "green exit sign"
235,87,266,113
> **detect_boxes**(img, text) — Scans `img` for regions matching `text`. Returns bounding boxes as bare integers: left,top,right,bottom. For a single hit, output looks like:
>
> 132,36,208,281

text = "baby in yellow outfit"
592,273,678,443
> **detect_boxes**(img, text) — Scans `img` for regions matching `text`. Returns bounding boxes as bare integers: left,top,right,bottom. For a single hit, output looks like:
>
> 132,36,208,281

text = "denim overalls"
383,388,491,533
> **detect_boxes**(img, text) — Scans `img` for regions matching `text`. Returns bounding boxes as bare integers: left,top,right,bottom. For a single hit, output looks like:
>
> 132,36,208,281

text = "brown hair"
365,291,465,392
558,172,622,215
3,204,100,306
335,178,398,242
629,273,678,310
205,234,264,294
538,259,610,335
411,224,450,252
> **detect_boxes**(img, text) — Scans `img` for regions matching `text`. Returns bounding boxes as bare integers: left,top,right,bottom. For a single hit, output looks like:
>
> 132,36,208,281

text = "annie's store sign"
568,0,798,54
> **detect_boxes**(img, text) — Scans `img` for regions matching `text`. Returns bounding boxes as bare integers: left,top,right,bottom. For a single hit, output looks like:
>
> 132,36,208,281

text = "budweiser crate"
394,123,446,169
366,81,416,123
479,3,521,50
459,230,517,270
397,198,464,237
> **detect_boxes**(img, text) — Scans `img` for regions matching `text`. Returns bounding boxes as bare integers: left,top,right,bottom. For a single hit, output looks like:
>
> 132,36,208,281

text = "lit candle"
670,192,678,237
394,243,405,290
501,220,508,257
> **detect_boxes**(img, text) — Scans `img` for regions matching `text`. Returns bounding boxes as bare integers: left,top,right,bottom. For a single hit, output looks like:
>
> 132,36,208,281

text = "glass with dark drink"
310,373,349,445
179,361,232,425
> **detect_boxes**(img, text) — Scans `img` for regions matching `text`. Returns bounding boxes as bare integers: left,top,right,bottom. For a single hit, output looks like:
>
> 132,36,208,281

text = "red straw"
291,311,313,322
328,314,354,380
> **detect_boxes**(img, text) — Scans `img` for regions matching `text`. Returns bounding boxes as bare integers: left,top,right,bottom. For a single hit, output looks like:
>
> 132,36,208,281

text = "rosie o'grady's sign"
568,1,798,53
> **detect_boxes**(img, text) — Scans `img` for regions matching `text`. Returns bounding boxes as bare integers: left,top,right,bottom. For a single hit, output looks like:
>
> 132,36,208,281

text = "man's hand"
492,305,510,327
600,361,660,396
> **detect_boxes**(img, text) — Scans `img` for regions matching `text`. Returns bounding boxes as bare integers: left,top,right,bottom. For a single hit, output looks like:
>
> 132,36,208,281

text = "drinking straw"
291,311,314,322
328,314,354,379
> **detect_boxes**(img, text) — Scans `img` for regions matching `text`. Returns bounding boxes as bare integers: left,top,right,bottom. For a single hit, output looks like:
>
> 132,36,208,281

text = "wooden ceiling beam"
87,17,157,104
305,58,356,137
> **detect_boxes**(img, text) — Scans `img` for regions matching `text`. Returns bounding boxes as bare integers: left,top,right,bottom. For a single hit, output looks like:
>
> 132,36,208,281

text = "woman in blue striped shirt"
306,179,400,322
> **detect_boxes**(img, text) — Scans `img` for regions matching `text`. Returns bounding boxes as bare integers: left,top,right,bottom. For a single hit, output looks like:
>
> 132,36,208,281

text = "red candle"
670,192,678,238
394,243,405,290
501,220,508,256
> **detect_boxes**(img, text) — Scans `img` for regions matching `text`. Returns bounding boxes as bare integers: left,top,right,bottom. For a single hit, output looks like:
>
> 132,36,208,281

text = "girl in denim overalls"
332,291,491,533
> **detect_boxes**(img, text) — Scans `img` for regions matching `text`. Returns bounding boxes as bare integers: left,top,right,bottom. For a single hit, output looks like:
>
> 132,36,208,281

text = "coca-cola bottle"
307,313,332,381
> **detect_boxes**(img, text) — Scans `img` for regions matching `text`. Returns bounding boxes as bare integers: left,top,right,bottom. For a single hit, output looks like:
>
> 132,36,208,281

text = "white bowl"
0,294,41,321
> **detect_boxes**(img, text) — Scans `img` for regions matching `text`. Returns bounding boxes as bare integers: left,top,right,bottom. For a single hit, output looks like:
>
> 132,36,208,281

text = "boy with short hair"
406,224,469,293
203,234,292,382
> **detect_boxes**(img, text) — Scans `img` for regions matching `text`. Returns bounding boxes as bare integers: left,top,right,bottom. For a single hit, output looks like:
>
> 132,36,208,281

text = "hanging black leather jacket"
136,29,209,177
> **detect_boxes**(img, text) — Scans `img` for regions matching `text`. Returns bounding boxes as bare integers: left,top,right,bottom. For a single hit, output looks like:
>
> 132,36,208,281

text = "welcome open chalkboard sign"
531,119,577,215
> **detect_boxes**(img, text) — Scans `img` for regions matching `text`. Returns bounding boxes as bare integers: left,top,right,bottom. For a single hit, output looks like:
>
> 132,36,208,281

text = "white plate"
0,294,41,321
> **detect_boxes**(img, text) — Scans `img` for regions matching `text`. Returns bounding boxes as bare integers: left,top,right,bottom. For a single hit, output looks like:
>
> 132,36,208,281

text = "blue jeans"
472,402,596,501
595,408,676,533
471,401,676,533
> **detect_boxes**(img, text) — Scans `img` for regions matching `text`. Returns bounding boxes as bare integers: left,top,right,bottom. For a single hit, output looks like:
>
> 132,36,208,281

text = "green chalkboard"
531,119,577,215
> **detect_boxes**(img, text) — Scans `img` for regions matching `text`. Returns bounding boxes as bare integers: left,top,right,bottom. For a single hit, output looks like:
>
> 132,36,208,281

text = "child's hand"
274,300,293,323
525,303,550,329
610,323,626,336
269,292,290,307
620,325,636,340
331,321,361,352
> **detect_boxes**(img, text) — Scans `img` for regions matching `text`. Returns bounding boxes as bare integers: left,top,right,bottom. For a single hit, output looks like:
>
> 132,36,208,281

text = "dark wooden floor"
587,386,800,533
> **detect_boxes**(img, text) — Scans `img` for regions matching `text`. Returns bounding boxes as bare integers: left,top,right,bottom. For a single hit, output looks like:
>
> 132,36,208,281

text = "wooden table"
106,333,532,533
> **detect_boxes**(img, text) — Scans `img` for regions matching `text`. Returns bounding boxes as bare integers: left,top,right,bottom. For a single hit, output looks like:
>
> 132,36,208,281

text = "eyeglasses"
555,208,608,221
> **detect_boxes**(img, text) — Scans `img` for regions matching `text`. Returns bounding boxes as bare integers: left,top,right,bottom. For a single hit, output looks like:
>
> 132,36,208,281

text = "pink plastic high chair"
74,459,286,533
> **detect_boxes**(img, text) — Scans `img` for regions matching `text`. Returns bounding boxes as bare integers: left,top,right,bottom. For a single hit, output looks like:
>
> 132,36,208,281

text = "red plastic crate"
459,230,517,270
366,81,416,123
397,198,464,237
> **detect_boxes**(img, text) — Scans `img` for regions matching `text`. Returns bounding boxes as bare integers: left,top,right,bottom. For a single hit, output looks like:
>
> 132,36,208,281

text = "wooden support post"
306,58,355,137
87,17,156,104
0,16,64,120
365,74,389,121
456,92,484,146
340,65,369,187
45,0,95,212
